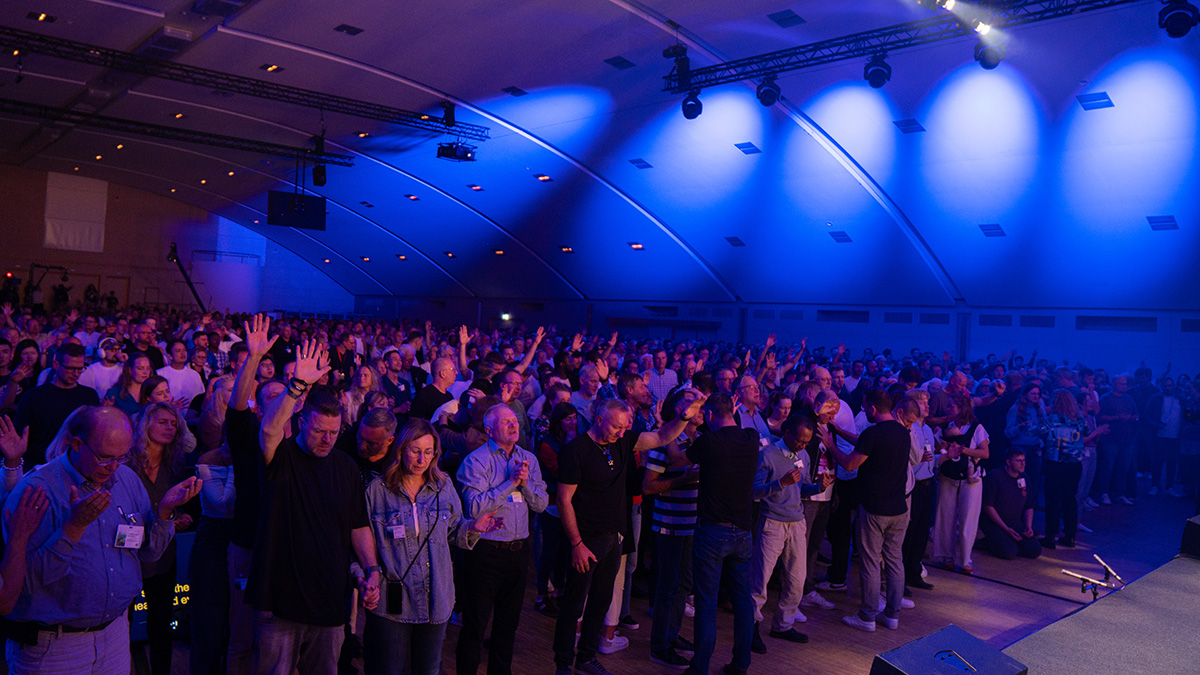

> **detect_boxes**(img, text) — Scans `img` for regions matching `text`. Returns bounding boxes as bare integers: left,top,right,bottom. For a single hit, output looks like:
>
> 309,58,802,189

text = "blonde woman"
345,365,382,428
932,393,989,574
361,418,500,675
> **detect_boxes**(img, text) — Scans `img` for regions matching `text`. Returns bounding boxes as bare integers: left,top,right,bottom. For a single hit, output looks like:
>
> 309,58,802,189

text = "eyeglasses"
78,438,129,467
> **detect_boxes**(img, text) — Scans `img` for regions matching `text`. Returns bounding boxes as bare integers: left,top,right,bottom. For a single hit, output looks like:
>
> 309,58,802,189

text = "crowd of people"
1,301,1197,675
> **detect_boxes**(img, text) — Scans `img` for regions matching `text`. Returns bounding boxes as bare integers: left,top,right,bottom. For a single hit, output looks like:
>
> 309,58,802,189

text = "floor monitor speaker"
871,624,1027,675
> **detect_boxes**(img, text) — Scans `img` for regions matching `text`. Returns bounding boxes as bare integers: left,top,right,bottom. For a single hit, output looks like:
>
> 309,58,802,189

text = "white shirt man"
79,339,124,397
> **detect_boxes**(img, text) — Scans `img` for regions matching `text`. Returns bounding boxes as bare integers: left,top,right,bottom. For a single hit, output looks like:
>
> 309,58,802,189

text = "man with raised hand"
250,338,380,675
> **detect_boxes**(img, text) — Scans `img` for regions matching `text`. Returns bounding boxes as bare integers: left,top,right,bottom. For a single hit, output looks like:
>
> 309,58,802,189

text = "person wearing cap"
79,338,126,398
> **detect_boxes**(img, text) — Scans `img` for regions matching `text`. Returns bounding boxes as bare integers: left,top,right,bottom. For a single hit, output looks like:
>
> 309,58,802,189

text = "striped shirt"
645,439,699,536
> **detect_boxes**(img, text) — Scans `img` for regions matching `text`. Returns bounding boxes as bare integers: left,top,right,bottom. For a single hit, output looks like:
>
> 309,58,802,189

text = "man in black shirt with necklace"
554,395,703,675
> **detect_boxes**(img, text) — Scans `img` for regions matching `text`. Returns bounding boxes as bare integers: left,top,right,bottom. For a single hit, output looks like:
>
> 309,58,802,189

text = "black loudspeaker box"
1183,515,1200,558
870,624,1027,675
266,190,326,231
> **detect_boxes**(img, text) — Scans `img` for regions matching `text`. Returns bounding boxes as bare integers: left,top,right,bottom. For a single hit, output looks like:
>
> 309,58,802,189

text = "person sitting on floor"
980,448,1042,560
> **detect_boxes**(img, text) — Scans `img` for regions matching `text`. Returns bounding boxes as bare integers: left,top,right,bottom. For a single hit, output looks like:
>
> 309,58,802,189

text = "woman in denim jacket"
361,418,502,675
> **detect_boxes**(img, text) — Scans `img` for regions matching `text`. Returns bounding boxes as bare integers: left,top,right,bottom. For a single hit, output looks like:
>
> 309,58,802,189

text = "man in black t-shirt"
409,357,456,420
251,335,380,674
13,343,98,467
826,389,915,633
684,394,760,675
981,448,1042,560
553,396,702,675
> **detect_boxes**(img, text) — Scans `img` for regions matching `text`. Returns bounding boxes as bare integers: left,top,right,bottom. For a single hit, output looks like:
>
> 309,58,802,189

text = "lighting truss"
0,25,490,141
663,0,1143,93
0,97,356,166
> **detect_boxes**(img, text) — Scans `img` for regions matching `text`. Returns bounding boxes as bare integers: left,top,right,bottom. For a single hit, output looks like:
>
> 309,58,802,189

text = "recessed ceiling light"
467,184,483,191
170,188,176,192
533,174,553,182
11,49,19,56
628,242,644,250
420,114,430,120
228,171,235,176
27,11,56,22
396,254,407,260
200,179,206,184
361,256,370,262
94,155,102,160
560,246,574,253
323,258,331,263
115,144,124,150
253,219,259,224
175,113,185,119
405,194,419,201
493,249,505,255
359,201,375,208
259,64,284,72
73,166,79,171
357,132,369,138
444,251,455,258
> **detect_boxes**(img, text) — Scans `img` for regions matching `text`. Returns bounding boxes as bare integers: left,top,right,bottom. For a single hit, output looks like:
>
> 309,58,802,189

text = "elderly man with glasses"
2,405,200,675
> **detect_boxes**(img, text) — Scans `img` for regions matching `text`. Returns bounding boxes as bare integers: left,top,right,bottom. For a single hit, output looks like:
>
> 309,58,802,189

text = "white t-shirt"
157,365,205,405
79,362,122,398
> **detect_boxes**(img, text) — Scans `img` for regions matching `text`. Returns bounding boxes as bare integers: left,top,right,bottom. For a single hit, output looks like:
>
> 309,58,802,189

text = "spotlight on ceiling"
1160,0,1199,37
974,42,1005,70
756,75,781,106
681,90,702,120
917,0,956,8
436,141,477,162
864,53,892,88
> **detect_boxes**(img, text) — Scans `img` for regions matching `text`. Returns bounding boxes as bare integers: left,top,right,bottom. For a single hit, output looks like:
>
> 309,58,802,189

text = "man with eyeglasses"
553,396,703,675
3,405,201,674
13,343,99,468
125,323,165,371
734,375,770,445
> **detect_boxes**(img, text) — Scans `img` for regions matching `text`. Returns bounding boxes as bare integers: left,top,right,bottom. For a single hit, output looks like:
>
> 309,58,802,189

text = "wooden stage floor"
156,488,1195,675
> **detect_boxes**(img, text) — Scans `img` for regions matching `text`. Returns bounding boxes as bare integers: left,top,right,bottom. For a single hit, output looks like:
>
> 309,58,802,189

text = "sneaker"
908,579,935,591
1099,494,1112,505
1083,496,1099,509
841,615,876,632
960,564,973,575
751,622,767,654
1117,496,1135,506
768,627,809,644
1059,537,1076,548
450,611,462,626
1078,522,1094,533
650,649,691,669
879,615,900,630
1149,486,1160,496
1082,500,1096,512
816,580,847,592
683,600,695,617
598,635,628,655
555,668,573,675
671,637,695,655
920,563,929,579
619,614,640,630
801,590,836,610
878,596,915,612
1040,536,1057,550
535,596,559,618
1168,487,1186,498
575,657,614,675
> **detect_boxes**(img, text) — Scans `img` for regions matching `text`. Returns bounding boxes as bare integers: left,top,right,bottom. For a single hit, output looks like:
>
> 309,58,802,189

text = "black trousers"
1044,460,1082,540
455,539,531,675
826,478,861,585
902,479,935,584
132,561,177,675
552,531,622,668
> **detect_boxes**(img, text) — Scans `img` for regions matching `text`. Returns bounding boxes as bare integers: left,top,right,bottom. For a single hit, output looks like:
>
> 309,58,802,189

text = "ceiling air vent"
502,86,528,97
725,236,746,247
604,56,636,70
334,24,364,35
768,9,806,28
1148,215,1178,231
828,231,852,243
979,223,1006,237
192,0,250,19
753,309,775,319
644,306,679,317
735,142,762,155
629,158,653,169
893,119,925,134
1076,92,1114,110
135,26,192,59
884,312,913,324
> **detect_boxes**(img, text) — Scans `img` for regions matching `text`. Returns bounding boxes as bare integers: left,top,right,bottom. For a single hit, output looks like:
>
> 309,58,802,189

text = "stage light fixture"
501,313,511,321
756,75,781,106
974,42,1005,70
437,141,477,162
681,90,702,119
1160,1,1199,37
312,134,327,187
864,54,892,88
974,20,993,35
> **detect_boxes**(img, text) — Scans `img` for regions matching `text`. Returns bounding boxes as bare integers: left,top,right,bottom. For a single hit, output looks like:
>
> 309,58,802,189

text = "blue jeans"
690,522,753,675
362,612,447,675
650,532,693,654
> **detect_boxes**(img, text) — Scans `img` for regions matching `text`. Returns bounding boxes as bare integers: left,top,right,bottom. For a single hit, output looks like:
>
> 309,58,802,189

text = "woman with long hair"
361,419,501,675
345,365,382,428
1043,391,1108,548
932,392,990,574
105,353,153,417
764,391,792,440
1006,383,1048,507
1,339,42,410
534,402,579,617
128,402,197,675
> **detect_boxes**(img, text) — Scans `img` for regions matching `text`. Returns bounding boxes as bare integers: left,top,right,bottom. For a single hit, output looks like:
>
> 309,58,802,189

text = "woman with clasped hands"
359,418,501,675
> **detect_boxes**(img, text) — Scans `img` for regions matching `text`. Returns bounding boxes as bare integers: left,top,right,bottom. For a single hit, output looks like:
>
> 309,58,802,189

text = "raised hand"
5,486,49,543
0,416,29,465
533,326,547,345
765,334,777,348
0,302,12,318
458,324,470,346
608,331,618,348
293,339,331,386
243,314,278,358
571,333,584,352
471,510,505,533
66,309,79,326
65,486,111,540
158,476,202,520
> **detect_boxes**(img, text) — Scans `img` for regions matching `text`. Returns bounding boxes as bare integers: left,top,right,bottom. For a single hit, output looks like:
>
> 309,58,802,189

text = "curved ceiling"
2,0,1198,309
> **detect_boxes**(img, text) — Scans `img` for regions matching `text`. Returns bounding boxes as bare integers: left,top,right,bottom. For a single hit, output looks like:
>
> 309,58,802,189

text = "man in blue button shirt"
455,403,548,675
2,405,200,675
